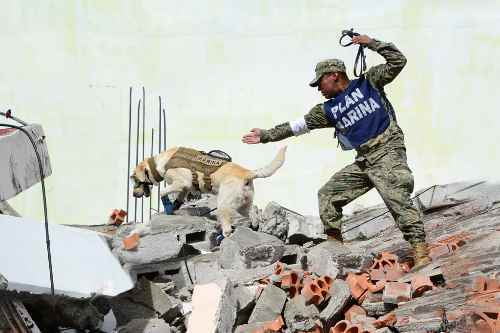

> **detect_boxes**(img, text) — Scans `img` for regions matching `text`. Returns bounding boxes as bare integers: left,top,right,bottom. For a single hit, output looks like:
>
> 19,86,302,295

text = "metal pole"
126,87,132,223
150,128,154,221
141,87,145,223
158,96,161,212
134,99,141,223
162,107,166,151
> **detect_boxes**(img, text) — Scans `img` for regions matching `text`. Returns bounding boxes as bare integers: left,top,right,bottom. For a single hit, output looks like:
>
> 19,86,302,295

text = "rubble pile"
1,181,500,332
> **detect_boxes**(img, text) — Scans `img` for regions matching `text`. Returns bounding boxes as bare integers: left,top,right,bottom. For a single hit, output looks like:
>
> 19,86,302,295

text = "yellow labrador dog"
131,146,286,236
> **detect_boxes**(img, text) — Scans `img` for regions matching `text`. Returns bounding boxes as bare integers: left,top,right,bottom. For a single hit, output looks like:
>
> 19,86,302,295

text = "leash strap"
339,28,367,77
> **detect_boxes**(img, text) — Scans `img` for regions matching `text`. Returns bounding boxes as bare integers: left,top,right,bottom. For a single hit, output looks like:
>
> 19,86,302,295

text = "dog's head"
130,161,153,198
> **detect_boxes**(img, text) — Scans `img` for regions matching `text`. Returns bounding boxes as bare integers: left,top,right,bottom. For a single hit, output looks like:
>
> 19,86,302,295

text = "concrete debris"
1,214,133,297
259,201,291,240
0,124,51,202
319,279,351,325
219,227,285,269
5,181,499,332
110,278,182,327
248,284,287,324
259,201,326,244
187,280,236,333
175,193,217,219
341,204,394,242
283,295,320,332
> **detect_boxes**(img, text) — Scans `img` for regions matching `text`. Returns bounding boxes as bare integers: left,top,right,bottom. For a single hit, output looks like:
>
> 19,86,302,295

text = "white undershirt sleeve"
289,117,310,136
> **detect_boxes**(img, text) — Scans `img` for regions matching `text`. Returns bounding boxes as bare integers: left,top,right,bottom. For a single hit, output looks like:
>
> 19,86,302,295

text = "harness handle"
339,28,367,77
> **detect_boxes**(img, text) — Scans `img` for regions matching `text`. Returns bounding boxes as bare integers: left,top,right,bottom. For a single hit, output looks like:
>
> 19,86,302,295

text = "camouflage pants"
318,147,426,245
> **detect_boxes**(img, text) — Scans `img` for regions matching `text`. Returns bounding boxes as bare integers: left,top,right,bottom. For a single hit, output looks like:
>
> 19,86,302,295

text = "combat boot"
412,242,432,270
325,228,343,243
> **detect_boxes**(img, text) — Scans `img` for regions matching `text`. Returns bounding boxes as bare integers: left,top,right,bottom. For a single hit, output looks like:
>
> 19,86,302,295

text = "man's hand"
352,34,373,46
242,128,262,144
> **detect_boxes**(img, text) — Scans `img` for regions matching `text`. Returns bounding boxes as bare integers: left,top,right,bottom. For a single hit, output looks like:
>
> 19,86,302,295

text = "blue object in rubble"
215,233,224,245
161,196,174,215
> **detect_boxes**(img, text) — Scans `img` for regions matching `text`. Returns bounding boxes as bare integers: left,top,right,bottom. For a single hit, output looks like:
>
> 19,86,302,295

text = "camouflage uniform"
259,39,426,246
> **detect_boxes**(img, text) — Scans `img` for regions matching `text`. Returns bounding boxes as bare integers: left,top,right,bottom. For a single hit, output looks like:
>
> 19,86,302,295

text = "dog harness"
147,147,229,192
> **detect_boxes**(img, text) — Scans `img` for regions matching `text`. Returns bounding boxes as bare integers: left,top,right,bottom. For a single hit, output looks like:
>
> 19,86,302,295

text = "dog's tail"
248,146,287,180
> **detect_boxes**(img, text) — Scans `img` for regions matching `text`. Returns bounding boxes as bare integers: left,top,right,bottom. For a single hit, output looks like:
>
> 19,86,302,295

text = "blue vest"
323,77,390,150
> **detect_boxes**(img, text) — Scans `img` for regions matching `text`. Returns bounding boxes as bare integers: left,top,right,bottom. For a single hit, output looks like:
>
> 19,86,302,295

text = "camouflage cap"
309,59,346,87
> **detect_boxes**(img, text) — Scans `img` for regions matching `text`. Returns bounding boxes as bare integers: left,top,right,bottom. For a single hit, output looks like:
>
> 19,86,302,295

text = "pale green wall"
4,1,500,224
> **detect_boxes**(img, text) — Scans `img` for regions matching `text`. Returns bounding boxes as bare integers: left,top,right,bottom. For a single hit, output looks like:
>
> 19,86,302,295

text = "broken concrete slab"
1,215,133,297
219,227,285,270
187,252,224,285
287,215,326,245
319,279,351,325
0,124,52,201
283,294,320,332
110,278,181,326
414,181,500,213
150,214,216,245
259,201,290,240
248,284,287,324
305,242,340,278
233,285,257,326
187,280,236,333
307,241,372,277
341,205,395,242
117,318,172,333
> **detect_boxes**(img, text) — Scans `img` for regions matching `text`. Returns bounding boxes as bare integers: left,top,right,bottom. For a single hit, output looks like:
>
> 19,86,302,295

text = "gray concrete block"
287,215,326,245
259,201,290,240
305,243,340,278
284,295,320,333
150,214,216,244
248,284,287,324
114,232,186,265
319,279,351,324
219,227,284,270
0,124,52,201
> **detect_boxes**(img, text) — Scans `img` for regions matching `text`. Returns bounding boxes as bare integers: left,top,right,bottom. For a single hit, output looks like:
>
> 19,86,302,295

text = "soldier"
242,34,431,269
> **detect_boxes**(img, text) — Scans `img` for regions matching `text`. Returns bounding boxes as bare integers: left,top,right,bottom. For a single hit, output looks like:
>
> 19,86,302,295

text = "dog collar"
146,157,164,182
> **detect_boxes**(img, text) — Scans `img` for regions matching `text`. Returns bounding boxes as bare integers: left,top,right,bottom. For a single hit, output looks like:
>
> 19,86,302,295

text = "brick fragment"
373,312,397,328
122,233,140,250
382,282,411,305
344,304,367,322
410,275,434,297
109,209,127,226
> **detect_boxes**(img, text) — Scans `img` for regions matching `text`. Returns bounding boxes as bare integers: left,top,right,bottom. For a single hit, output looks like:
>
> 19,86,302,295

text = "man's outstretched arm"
353,35,407,88
242,104,332,144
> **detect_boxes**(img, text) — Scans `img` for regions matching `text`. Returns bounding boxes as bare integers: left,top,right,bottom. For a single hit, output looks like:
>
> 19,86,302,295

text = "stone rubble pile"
2,181,500,332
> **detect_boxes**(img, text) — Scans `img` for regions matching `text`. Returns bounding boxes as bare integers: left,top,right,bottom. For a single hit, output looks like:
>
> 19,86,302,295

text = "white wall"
3,1,500,224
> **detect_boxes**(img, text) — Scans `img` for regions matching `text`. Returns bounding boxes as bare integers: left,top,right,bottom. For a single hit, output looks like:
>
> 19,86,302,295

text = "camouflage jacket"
260,39,408,164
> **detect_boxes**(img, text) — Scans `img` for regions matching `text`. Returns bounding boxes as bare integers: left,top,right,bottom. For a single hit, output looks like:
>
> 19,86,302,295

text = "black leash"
339,28,367,77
